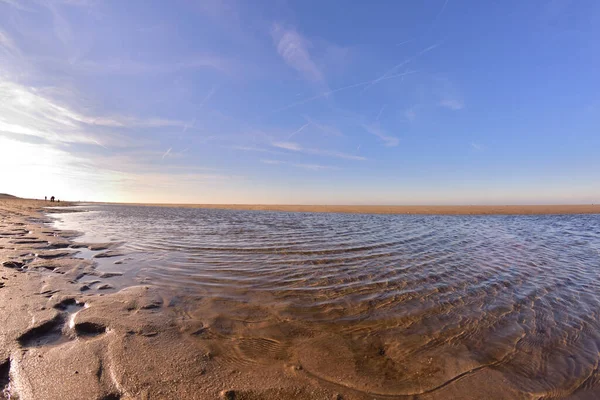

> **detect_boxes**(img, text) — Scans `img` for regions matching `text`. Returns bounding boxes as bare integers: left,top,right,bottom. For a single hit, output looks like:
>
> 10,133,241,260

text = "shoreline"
105,203,600,215
1,199,398,399
1,199,596,399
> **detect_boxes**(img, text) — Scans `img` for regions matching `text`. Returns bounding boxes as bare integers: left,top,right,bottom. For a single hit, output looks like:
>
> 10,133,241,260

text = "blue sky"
1,0,599,204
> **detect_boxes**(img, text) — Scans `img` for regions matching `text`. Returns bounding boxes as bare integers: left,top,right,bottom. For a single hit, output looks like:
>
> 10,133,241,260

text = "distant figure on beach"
44,196,47,201
50,196,55,202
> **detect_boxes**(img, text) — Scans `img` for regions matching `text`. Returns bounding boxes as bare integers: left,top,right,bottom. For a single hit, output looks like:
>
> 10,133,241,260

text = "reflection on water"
52,205,600,397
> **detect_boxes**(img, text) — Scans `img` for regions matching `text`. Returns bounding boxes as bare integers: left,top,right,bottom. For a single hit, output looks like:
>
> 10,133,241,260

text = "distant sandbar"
117,203,600,215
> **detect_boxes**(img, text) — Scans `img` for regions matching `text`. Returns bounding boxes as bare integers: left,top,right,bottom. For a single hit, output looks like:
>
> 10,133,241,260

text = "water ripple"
51,205,600,396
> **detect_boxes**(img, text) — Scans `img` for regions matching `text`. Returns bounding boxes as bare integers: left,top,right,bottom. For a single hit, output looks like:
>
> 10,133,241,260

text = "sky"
0,0,599,204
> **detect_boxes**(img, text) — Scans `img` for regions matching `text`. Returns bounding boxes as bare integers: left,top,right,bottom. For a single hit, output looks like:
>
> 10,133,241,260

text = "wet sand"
121,203,600,215
1,199,598,399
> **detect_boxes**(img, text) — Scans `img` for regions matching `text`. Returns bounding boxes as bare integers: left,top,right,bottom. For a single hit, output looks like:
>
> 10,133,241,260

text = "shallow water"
51,204,600,397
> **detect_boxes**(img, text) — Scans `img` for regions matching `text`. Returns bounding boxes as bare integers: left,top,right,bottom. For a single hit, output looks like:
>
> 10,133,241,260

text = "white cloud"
271,141,366,161
271,24,324,82
362,124,399,147
272,141,303,151
0,76,185,146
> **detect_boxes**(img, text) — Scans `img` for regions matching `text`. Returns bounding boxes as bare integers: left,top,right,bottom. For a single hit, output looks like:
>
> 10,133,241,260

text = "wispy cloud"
90,150,217,175
0,75,185,147
303,116,342,136
470,142,484,151
271,141,366,160
294,163,340,171
271,24,324,83
0,29,19,56
61,56,231,76
0,0,33,11
0,78,104,145
91,139,108,150
272,141,303,151
362,124,400,147
191,0,240,22
58,0,98,6
404,106,417,122
261,159,339,171
0,134,233,202
436,77,464,110
233,146,271,153
84,116,186,128
232,145,285,155
162,147,172,159
440,98,464,110
47,1,74,48
260,159,283,165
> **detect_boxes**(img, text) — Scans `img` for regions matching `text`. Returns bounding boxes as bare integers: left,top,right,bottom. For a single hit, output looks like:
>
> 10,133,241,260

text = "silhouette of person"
45,196,47,201
50,196,55,202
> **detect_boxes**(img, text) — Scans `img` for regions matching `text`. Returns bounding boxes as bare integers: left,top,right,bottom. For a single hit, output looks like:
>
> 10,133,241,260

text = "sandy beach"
1,199,353,399
121,203,600,215
1,199,599,399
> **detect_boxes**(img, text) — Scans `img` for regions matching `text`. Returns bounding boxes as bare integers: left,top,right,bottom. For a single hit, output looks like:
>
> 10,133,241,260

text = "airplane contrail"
288,122,310,139
273,70,417,113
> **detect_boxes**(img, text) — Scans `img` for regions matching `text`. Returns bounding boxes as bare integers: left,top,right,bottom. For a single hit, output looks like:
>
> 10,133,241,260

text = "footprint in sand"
17,298,107,348
1,358,11,400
